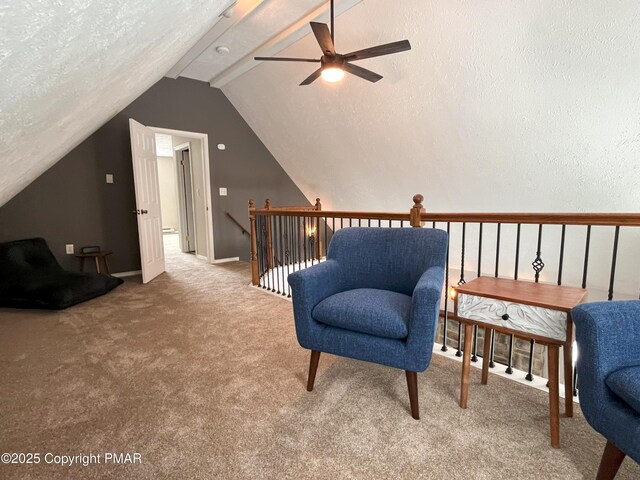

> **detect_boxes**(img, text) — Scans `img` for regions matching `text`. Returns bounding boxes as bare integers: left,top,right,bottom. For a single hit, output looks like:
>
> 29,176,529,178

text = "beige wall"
157,155,179,231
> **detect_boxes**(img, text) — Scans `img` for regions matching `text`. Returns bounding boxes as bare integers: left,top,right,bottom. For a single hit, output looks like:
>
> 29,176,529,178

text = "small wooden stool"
75,251,113,274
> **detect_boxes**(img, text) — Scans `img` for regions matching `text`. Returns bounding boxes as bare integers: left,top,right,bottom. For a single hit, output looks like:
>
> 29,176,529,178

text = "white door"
129,119,165,283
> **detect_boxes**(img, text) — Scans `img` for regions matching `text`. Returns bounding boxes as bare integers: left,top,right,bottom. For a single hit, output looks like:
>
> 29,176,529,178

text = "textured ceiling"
181,0,322,82
0,0,228,207
222,0,640,214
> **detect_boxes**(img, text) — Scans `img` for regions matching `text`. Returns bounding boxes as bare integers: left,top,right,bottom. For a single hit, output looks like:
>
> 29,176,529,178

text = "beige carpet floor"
1,238,639,480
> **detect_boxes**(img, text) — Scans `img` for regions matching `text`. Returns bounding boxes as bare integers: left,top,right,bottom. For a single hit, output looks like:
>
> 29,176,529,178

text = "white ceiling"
222,0,640,214
2,0,639,219
0,0,229,207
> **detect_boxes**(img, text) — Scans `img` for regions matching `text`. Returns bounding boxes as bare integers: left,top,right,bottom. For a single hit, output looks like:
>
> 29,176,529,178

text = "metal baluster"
443,222,451,353
514,223,521,280
269,216,276,292
280,215,286,295
494,223,501,278
400,220,404,228
349,218,352,227
310,217,316,266
557,225,566,285
340,217,343,229
359,218,362,227
303,217,308,269
287,216,293,297
389,219,392,227
274,216,280,294
488,330,495,368
532,224,544,282
582,225,591,288
324,217,328,257
608,226,620,301
477,223,483,276
368,219,371,227
526,339,535,381
506,335,514,375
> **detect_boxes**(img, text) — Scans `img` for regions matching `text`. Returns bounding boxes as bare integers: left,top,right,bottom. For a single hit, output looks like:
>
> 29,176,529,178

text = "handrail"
250,208,640,227
225,212,250,236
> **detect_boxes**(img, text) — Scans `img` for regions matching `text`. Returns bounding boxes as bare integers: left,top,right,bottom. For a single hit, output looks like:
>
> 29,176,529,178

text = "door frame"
151,127,215,263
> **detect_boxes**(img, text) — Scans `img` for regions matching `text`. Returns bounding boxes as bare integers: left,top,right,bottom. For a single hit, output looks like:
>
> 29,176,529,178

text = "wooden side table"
75,251,113,274
454,277,587,448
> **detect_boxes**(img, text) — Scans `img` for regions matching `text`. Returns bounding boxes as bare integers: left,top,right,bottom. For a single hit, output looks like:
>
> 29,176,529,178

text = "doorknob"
131,209,140,214
140,209,148,215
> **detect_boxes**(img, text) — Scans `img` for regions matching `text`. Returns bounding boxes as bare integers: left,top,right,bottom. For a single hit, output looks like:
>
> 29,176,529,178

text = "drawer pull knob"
501,313,510,320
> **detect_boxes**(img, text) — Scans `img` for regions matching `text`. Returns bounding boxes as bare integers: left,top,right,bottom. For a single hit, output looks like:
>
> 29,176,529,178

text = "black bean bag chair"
0,238,123,310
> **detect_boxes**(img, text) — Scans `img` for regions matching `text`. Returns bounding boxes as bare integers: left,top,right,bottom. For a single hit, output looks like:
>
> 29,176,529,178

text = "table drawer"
457,293,567,342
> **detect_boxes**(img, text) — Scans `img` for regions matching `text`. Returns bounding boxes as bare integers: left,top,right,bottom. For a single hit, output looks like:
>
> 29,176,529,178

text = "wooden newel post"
314,198,321,260
249,199,259,285
264,199,273,269
410,194,425,227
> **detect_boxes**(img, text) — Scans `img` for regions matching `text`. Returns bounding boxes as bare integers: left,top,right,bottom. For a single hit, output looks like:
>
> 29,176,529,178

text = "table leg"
459,323,474,409
94,257,101,273
481,328,492,385
548,344,560,448
563,341,573,417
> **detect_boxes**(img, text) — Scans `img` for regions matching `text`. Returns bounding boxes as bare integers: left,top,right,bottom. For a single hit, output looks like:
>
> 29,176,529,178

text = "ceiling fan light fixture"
321,66,344,83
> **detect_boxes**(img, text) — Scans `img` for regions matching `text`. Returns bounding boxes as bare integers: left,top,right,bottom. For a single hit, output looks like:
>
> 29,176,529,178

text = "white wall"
224,0,640,213
173,136,207,258
157,155,180,231
223,0,640,297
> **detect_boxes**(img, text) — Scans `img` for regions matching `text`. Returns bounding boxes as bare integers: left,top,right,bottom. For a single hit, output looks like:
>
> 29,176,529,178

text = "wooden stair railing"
226,211,250,236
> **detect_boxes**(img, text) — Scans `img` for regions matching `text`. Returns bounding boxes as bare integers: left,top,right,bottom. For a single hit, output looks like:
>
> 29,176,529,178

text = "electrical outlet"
65,244,74,254
219,187,227,196
106,174,114,184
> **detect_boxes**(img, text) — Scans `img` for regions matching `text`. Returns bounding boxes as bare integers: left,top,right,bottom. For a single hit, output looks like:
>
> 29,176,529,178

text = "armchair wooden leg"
596,441,626,480
405,371,419,420
307,350,321,392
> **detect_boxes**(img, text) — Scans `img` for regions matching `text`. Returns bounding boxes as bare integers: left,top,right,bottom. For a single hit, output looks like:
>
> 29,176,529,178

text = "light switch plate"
106,174,114,184
219,187,227,196
66,244,74,254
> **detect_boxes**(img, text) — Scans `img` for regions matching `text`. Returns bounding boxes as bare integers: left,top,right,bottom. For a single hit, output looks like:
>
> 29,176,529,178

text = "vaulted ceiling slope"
223,0,640,213
0,0,228,207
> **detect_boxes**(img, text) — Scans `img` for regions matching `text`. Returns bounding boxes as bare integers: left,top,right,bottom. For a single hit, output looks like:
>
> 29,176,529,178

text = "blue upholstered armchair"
288,227,448,419
572,301,640,479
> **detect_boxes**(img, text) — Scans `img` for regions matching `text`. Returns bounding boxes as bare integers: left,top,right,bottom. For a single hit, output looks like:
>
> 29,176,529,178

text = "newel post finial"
249,199,255,210
410,193,425,228
315,198,322,211
264,199,271,209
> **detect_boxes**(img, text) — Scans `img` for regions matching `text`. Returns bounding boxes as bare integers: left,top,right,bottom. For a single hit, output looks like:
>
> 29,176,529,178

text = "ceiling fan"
254,0,411,86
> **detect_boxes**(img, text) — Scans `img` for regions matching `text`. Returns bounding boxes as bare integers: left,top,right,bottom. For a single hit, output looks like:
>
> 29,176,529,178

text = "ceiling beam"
165,0,264,79
209,0,363,88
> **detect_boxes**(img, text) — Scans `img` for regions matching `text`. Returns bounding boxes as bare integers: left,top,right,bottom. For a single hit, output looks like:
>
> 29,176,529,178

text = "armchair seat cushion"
312,288,412,339
606,366,640,415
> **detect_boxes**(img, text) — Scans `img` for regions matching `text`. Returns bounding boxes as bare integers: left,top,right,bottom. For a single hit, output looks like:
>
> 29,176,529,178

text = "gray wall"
0,77,309,272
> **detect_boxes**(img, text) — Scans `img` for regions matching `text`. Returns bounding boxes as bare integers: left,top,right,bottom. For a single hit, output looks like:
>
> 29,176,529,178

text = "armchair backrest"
327,227,448,296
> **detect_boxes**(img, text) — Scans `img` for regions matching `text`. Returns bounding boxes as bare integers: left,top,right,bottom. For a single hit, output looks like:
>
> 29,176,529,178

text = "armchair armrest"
573,300,640,427
406,266,445,366
288,260,345,348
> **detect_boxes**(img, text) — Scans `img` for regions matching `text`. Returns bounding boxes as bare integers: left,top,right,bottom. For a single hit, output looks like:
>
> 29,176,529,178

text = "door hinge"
180,159,184,166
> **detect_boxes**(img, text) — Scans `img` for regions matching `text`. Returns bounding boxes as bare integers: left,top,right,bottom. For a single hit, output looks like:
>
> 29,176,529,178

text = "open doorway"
153,129,214,266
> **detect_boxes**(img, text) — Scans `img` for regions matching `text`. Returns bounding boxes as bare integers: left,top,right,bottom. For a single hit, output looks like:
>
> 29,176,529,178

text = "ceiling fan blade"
310,22,336,56
342,63,383,83
343,40,411,62
255,57,320,63
300,68,323,86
